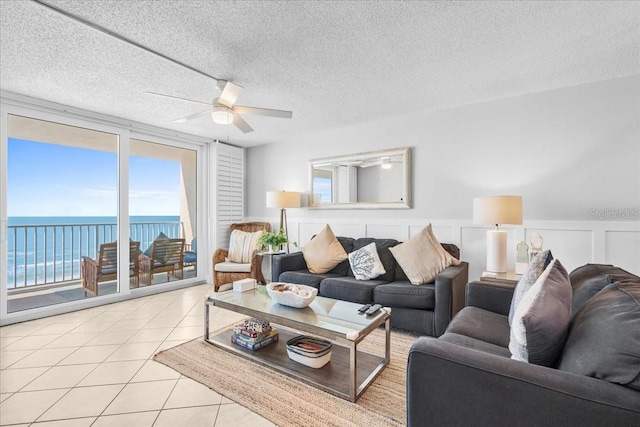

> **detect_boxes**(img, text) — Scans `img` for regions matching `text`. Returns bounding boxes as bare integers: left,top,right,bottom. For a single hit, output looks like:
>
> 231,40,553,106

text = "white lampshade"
473,196,523,226
266,191,301,209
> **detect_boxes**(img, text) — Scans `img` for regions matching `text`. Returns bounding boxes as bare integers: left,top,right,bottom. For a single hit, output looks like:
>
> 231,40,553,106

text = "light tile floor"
0,284,275,427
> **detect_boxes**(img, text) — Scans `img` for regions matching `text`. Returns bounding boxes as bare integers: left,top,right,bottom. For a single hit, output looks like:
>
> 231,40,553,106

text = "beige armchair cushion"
228,230,263,263
389,224,460,285
301,224,348,274
214,262,252,273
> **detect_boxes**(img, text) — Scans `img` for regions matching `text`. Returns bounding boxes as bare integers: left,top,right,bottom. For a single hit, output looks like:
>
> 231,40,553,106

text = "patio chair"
140,238,185,285
213,222,270,292
184,238,197,267
81,240,141,297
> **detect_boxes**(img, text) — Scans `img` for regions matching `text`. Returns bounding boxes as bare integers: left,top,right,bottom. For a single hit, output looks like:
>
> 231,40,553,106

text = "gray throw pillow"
558,282,640,390
143,232,169,258
509,259,572,366
509,249,553,326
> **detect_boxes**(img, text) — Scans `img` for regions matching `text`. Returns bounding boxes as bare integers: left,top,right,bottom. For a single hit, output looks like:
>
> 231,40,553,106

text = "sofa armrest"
434,262,469,337
407,337,640,427
272,252,307,282
465,280,515,315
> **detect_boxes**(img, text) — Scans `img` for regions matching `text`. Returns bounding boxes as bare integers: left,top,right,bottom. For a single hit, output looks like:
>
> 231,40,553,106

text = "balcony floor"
8,267,197,314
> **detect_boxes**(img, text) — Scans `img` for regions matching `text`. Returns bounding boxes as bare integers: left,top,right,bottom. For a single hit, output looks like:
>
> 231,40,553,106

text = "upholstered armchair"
213,222,271,291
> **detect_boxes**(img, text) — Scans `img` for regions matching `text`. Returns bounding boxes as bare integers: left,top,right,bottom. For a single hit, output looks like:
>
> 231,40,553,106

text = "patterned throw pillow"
348,242,386,280
509,249,553,326
389,224,460,285
228,230,263,263
301,225,348,274
509,259,572,366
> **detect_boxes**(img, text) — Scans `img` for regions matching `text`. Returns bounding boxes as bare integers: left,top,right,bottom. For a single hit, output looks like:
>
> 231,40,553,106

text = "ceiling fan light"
211,106,234,125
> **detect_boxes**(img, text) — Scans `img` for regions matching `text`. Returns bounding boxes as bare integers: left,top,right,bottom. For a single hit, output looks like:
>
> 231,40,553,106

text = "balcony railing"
6,220,182,290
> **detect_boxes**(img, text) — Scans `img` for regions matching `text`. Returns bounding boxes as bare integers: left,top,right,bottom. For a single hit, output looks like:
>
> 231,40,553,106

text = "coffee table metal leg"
349,340,357,402
204,300,210,341
385,317,391,364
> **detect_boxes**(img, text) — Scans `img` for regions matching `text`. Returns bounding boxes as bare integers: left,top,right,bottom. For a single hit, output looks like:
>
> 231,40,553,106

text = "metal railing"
6,220,182,289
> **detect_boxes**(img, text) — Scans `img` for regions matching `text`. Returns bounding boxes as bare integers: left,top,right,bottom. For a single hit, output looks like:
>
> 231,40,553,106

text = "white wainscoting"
250,217,640,280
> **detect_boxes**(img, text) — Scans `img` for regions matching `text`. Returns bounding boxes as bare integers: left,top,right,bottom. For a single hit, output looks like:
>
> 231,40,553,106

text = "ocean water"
6,216,180,288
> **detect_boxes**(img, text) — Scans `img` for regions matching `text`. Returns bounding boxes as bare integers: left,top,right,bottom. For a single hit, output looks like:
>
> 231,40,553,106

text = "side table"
257,250,285,283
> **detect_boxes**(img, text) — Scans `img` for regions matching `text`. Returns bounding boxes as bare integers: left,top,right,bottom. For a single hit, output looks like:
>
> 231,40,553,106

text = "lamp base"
486,229,507,273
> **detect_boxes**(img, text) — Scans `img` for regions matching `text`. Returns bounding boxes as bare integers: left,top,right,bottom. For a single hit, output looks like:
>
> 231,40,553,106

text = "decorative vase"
269,244,279,253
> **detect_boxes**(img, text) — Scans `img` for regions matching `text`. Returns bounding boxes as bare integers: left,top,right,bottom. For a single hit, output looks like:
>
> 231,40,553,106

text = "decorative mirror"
308,146,412,209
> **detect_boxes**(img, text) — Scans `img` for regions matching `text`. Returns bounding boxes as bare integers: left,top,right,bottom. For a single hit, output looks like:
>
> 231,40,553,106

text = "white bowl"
266,282,318,308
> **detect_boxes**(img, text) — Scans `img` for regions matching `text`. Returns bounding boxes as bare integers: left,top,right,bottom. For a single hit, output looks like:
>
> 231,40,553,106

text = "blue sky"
8,138,181,216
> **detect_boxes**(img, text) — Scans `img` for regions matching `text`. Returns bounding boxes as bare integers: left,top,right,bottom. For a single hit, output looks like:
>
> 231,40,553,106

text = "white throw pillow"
508,249,553,326
389,224,460,285
301,225,348,274
228,229,263,263
348,242,386,280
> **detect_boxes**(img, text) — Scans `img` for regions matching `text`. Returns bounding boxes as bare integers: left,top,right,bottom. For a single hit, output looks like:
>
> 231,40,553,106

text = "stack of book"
231,318,279,351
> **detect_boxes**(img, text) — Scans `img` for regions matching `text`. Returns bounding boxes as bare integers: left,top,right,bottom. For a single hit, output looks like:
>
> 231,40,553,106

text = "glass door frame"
0,96,210,325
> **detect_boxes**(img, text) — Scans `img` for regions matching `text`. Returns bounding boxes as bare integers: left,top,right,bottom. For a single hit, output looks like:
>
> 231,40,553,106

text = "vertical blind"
215,142,245,249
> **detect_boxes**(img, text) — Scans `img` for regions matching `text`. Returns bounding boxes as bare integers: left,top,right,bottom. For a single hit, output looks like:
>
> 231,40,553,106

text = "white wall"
246,76,640,279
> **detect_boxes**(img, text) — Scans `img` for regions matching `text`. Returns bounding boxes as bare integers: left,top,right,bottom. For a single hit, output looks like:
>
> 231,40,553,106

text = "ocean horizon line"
8,215,180,226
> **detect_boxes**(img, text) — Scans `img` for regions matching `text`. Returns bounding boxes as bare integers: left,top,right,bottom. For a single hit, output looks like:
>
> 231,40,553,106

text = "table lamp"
473,196,523,273
266,190,301,252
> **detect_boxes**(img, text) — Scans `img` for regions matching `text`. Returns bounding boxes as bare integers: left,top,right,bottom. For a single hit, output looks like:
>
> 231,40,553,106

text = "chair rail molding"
247,217,640,280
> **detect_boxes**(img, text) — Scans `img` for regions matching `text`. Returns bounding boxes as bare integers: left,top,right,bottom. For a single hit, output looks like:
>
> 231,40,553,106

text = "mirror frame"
308,146,412,209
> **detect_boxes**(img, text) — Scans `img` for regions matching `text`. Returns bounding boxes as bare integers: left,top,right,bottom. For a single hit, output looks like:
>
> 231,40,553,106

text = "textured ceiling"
1,0,638,147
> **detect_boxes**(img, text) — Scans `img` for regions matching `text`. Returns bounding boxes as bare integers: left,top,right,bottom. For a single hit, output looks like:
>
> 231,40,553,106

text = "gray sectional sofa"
271,237,469,336
406,263,640,426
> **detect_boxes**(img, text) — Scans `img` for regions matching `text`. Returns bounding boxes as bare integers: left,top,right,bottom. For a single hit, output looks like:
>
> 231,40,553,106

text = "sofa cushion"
348,242,386,280
301,225,348,274
558,281,640,390
509,259,572,367
374,282,435,310
389,224,460,285
508,249,554,326
279,270,343,289
439,332,512,358
227,229,262,263
349,238,398,282
446,306,510,348
569,263,640,315
319,277,387,304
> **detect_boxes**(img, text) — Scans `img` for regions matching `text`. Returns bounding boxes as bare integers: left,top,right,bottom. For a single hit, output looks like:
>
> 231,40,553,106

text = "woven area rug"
154,327,417,427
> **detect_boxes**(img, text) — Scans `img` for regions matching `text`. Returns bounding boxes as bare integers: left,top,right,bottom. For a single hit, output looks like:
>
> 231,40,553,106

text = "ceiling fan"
146,80,293,133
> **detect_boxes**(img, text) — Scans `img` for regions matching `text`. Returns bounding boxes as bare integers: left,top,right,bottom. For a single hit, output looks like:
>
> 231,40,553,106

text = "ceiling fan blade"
232,113,254,133
217,81,243,108
145,92,211,106
233,105,293,119
172,109,211,123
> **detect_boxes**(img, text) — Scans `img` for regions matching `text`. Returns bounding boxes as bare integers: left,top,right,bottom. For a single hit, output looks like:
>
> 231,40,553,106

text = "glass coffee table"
204,287,391,402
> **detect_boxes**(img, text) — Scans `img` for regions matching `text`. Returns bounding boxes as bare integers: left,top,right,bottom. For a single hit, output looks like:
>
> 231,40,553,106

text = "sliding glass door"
1,105,205,322
129,138,197,288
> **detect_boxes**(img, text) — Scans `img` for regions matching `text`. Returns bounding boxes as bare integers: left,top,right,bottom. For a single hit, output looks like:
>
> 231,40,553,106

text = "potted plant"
258,229,289,253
